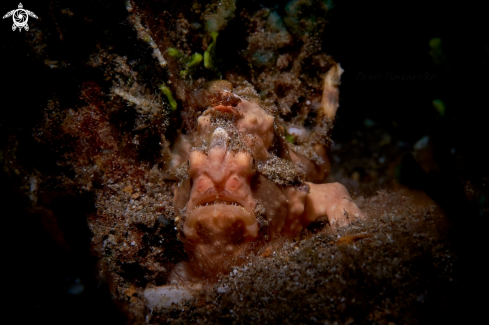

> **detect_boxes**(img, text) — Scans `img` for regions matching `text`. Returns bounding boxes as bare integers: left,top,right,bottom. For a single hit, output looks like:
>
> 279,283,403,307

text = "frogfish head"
184,127,258,258
173,90,279,272
172,84,311,277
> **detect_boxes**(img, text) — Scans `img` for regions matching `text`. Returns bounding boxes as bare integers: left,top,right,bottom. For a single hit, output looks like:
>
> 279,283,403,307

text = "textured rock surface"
151,189,457,324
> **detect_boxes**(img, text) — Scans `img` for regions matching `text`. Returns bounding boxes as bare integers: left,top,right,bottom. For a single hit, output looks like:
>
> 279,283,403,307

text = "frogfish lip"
190,193,250,212
212,105,240,116
184,196,258,243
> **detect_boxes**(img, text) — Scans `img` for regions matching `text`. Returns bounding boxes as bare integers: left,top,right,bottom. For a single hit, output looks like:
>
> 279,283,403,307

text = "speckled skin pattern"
171,88,363,279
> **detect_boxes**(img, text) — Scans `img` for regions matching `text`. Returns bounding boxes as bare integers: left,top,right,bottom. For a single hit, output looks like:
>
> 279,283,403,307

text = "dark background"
1,0,487,323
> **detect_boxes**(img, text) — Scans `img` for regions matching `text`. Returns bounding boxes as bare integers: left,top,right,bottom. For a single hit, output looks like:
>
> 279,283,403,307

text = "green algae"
159,83,177,111
204,31,219,70
432,99,446,117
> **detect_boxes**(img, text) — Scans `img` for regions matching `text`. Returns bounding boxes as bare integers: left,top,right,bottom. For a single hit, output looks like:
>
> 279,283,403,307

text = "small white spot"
217,284,229,294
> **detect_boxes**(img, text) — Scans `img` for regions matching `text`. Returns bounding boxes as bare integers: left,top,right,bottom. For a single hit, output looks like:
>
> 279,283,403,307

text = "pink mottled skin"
172,95,364,278
182,144,258,272
184,144,258,246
